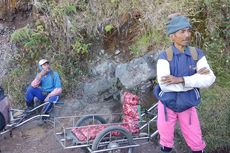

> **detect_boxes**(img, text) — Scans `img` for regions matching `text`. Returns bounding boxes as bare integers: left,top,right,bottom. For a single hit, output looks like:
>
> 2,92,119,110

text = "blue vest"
154,45,204,112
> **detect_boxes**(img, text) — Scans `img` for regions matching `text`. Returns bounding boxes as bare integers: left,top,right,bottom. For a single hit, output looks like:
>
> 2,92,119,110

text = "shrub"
10,25,50,63
71,38,89,55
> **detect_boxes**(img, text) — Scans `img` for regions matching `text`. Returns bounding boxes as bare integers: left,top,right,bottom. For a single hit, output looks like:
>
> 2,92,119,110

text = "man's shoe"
41,113,50,120
160,146,172,153
192,151,204,153
34,97,42,107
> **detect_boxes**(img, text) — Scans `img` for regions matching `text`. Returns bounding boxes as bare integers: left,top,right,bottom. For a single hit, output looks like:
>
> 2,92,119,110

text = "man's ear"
169,34,174,42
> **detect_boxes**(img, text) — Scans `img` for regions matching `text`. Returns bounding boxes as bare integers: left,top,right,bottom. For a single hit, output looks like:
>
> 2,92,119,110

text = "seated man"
25,59,62,114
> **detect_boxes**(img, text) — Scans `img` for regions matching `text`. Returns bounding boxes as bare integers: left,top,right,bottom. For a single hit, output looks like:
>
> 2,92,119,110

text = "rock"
84,59,121,103
54,99,86,116
115,49,121,55
100,49,105,54
115,52,158,89
83,77,117,97
138,81,158,108
91,60,117,78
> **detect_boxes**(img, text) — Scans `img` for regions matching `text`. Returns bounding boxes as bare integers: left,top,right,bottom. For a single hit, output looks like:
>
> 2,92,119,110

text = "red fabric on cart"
122,116,140,134
72,125,108,142
71,128,87,141
122,92,140,134
123,91,139,105
71,91,140,142
123,103,139,119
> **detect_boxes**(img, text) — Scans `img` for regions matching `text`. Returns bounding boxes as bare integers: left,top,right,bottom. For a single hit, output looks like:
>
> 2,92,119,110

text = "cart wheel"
92,126,134,153
75,115,107,127
0,112,6,131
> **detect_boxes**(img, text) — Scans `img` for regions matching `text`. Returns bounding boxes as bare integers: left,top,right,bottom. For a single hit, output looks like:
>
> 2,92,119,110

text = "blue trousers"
25,86,59,114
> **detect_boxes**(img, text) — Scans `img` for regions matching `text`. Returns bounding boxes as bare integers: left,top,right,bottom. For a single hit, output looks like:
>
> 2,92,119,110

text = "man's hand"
31,70,47,87
40,69,48,76
38,69,48,79
44,96,49,102
197,67,210,75
161,75,184,85
44,88,62,102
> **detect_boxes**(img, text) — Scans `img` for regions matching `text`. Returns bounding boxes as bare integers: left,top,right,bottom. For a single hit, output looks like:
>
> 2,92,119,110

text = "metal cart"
54,103,158,153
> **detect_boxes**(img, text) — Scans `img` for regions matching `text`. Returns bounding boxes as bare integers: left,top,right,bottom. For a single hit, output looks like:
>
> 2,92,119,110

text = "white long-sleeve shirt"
157,47,216,92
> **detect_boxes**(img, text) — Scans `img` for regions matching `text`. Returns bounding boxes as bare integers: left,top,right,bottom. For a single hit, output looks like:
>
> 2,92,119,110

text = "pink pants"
157,101,206,151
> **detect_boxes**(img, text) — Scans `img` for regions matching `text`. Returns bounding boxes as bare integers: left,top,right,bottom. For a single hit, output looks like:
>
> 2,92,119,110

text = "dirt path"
0,120,82,153
0,119,162,153
0,94,163,153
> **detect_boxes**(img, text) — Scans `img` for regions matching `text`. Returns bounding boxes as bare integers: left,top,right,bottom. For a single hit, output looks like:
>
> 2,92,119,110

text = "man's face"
41,62,50,71
171,28,192,47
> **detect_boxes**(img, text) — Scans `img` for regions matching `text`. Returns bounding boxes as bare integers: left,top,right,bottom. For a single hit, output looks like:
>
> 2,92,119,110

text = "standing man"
25,59,62,114
154,14,216,153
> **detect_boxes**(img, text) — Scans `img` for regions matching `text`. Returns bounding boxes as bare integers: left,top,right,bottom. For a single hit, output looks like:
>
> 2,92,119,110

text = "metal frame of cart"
0,102,50,136
54,103,158,153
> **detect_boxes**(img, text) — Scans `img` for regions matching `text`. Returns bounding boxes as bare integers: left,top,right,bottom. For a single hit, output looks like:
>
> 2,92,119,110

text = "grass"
199,81,230,152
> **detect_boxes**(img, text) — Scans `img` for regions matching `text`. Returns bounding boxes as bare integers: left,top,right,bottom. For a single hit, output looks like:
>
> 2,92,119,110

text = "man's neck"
174,43,185,53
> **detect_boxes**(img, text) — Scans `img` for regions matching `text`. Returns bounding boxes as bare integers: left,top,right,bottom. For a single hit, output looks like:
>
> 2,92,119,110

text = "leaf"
105,24,113,33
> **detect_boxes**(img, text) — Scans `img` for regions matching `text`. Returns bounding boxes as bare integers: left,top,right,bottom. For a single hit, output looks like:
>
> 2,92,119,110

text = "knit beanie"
166,15,192,36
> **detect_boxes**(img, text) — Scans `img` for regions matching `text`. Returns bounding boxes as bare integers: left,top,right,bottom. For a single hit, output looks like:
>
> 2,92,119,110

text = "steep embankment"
0,24,14,84
0,0,230,153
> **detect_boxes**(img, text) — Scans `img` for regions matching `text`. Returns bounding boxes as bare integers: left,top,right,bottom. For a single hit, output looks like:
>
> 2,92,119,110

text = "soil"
0,126,160,153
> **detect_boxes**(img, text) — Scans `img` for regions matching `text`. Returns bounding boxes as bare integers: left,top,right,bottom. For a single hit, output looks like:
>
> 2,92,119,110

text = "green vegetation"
200,85,230,152
3,0,90,104
10,25,50,63
104,24,114,33
130,30,169,56
129,32,153,56
71,38,89,55
2,0,229,152
2,65,32,107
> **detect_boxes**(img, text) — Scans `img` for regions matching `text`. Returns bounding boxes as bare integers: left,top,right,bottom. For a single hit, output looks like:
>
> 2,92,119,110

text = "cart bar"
10,108,24,112
140,115,157,130
14,114,50,128
59,141,91,149
133,136,149,141
141,103,158,117
24,102,49,113
88,144,140,153
150,130,159,138
0,114,49,135
0,129,10,135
